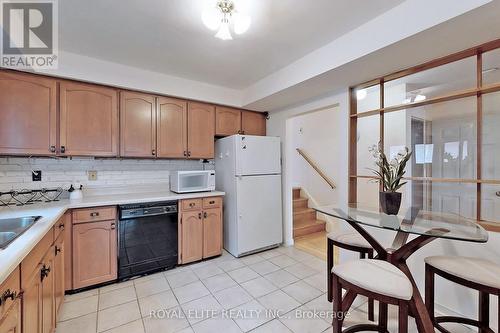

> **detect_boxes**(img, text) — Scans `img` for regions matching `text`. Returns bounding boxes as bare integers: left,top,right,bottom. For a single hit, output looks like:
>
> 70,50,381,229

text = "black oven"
118,201,178,280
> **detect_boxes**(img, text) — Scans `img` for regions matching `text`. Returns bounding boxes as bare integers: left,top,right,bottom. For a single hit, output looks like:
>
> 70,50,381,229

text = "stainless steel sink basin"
0,216,42,249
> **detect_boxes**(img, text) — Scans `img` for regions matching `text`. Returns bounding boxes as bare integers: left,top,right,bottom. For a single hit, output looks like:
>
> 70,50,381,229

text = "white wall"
290,107,340,207
267,90,500,326
267,90,350,246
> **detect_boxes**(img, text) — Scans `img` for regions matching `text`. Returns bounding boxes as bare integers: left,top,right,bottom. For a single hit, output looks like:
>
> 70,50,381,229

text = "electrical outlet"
32,170,42,181
88,170,98,181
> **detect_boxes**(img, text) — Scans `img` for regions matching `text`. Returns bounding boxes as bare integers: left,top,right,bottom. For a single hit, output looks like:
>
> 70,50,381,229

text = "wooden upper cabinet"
187,102,215,159
59,81,118,156
0,71,57,156
120,91,157,157
215,106,241,136
242,111,266,136
157,97,187,158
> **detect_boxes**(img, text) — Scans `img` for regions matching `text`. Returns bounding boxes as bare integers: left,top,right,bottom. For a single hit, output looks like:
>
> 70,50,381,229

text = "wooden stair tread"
293,207,315,215
293,219,326,237
294,219,326,228
293,198,308,203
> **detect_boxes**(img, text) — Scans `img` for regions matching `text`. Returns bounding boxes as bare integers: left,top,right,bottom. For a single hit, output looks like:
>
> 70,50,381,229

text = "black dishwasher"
118,201,178,280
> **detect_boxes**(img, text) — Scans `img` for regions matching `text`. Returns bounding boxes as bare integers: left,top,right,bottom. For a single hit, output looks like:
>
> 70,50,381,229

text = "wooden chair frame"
332,273,410,333
327,237,375,321
425,263,500,333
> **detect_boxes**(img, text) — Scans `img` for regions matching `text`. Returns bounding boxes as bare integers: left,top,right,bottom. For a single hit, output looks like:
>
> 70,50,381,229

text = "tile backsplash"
0,157,213,192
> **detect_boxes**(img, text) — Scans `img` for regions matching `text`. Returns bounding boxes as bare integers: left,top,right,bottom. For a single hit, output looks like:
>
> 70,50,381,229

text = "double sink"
0,216,42,249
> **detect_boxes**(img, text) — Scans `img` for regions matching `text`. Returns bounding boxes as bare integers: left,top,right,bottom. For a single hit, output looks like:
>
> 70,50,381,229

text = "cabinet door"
73,220,117,289
59,81,118,156
0,71,57,155
157,97,187,158
120,91,156,157
179,211,203,264
241,111,266,136
215,107,241,136
0,300,21,333
22,265,42,333
54,235,64,315
41,248,55,333
62,212,73,292
187,102,215,159
202,208,223,258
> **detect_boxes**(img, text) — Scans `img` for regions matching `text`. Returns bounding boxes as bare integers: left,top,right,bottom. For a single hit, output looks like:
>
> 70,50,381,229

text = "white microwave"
170,170,216,193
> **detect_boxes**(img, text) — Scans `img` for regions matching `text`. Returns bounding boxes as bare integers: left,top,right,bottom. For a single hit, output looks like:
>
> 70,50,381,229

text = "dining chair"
425,256,500,333
332,259,413,333
328,231,375,321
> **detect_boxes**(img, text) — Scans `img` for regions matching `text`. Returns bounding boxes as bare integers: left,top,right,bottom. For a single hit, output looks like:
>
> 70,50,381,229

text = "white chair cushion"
425,256,500,289
332,259,413,301
328,231,371,249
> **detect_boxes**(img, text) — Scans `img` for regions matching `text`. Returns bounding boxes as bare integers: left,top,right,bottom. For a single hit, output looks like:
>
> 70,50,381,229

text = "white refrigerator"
215,135,283,257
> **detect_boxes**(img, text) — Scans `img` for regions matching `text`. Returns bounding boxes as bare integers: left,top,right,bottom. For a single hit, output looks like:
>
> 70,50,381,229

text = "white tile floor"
56,246,474,333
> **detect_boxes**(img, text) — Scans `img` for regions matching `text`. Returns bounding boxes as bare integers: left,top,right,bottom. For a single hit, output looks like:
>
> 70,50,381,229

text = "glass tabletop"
313,204,489,243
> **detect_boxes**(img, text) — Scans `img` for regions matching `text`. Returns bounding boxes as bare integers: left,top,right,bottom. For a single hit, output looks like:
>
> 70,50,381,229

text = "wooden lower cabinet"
54,234,65,314
203,208,223,258
0,300,21,333
21,266,41,333
179,211,204,264
179,197,223,264
40,248,55,333
72,219,117,289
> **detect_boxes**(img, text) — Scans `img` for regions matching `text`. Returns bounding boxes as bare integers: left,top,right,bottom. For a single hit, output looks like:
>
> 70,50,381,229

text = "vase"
379,191,402,215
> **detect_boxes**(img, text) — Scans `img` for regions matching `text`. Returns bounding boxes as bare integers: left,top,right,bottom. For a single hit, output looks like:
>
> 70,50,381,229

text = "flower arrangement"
368,143,412,215
368,143,412,192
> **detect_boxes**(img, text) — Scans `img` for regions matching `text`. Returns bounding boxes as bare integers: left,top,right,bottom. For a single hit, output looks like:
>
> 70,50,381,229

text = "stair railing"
296,148,336,189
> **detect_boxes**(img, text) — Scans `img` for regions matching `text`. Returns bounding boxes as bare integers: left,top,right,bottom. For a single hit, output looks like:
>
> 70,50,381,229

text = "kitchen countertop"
0,189,225,285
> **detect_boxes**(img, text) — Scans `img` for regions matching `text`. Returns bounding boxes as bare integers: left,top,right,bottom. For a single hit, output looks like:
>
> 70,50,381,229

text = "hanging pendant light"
201,0,251,40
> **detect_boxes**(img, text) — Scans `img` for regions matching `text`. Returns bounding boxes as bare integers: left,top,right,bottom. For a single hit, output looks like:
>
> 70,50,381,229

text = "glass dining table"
313,204,489,333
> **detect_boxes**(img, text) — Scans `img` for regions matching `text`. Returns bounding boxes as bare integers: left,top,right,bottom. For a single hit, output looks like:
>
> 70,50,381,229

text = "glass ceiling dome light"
202,0,251,40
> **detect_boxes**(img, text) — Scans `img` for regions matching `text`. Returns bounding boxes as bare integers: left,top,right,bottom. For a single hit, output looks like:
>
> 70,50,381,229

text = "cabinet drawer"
72,206,116,224
21,230,53,286
181,199,202,211
202,197,222,209
0,267,20,318
53,214,68,240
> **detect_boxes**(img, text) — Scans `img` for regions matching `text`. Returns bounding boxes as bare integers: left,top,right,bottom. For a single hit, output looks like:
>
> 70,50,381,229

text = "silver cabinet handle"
90,212,100,217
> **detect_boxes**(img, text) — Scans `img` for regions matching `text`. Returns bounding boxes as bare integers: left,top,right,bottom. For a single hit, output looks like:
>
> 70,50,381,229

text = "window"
349,40,500,231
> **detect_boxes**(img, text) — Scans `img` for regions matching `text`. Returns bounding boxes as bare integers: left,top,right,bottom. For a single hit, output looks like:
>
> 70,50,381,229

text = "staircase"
292,187,326,237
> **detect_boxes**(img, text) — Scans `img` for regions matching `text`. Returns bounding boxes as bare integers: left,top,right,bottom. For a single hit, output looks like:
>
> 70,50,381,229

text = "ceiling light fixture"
356,89,367,100
202,0,251,40
414,94,427,102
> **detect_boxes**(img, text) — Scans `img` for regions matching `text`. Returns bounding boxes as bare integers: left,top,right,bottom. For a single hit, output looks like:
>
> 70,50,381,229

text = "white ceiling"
59,0,404,89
